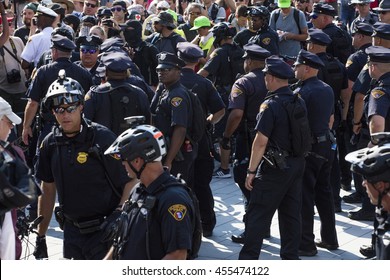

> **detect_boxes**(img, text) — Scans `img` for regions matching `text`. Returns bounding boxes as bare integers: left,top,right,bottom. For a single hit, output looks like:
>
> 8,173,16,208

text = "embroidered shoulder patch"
168,204,187,221
171,97,183,107
259,103,268,113
84,94,91,101
231,87,243,98
346,59,353,68
262,37,271,45
371,89,385,99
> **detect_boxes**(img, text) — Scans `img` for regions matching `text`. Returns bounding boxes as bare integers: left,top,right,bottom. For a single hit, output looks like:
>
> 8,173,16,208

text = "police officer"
22,35,93,147
293,50,339,256
239,56,306,260
246,6,279,56
366,46,390,135
310,3,352,64
349,0,378,35
74,35,103,85
150,52,195,186
198,22,244,178
347,23,390,220
346,132,390,260
221,43,271,243
103,124,195,259
83,51,151,135
177,42,225,237
305,28,349,213
34,74,134,260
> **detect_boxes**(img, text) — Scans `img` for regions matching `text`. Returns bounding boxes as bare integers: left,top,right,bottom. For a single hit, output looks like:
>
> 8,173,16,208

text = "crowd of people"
0,0,389,260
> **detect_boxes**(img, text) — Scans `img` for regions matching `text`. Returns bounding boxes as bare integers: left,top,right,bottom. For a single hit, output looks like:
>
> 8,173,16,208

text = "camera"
6,69,21,84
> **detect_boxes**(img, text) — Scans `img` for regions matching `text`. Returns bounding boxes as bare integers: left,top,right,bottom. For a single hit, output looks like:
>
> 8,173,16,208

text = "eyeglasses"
85,3,97,8
158,7,168,11
189,11,201,16
111,7,125,12
156,68,174,73
53,104,80,114
80,47,98,54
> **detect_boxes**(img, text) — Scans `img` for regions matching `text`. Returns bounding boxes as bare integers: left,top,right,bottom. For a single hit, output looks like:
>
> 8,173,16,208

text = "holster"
54,206,65,230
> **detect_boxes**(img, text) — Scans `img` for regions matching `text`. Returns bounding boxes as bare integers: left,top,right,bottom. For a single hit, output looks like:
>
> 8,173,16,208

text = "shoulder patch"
345,59,353,68
259,103,268,113
371,89,385,99
231,87,243,98
84,94,91,101
363,63,369,70
262,37,271,45
210,51,218,59
171,97,183,107
168,204,187,221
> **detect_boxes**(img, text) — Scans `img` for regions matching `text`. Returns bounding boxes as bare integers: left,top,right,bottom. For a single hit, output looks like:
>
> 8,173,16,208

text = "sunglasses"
156,68,174,73
80,47,98,54
53,104,80,114
111,7,125,12
158,7,168,11
298,0,309,3
85,3,97,8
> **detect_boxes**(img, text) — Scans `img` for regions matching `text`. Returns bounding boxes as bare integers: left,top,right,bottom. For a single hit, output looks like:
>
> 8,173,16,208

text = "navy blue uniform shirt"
248,26,280,56
35,120,128,220
346,43,371,82
294,76,334,136
255,86,294,152
368,72,390,131
120,171,194,260
150,80,191,138
229,68,268,128
180,68,225,118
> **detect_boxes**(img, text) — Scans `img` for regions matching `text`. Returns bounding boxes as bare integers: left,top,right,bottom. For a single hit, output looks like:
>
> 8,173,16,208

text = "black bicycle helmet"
104,124,167,163
247,6,270,25
345,137,390,183
43,70,84,110
210,22,237,44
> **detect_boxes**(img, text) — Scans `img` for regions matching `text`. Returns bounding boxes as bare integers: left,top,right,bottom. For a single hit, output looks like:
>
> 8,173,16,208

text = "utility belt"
263,148,291,170
64,213,105,234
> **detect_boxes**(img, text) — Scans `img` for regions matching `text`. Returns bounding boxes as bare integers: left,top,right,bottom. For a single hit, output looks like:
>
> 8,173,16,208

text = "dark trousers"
171,143,197,189
239,157,305,260
232,133,251,203
300,141,338,250
63,222,110,260
193,134,216,231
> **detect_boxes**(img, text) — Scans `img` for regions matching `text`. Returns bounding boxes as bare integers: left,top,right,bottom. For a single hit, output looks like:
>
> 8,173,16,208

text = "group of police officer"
1,0,390,260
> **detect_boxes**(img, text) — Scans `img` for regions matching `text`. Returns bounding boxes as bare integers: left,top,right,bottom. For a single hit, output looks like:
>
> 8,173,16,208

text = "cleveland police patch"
346,59,353,68
259,103,268,113
231,87,243,98
371,89,385,99
171,97,183,107
262,37,271,45
168,204,187,221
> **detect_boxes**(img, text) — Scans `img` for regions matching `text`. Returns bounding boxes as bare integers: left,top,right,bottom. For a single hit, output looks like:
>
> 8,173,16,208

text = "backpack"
272,93,312,157
274,8,302,35
210,3,220,21
185,88,206,143
106,84,143,135
319,54,344,101
153,176,202,260
227,44,245,81
327,26,352,64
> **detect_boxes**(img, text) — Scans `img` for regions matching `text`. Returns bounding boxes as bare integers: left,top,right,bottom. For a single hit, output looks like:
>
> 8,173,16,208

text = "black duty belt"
64,214,105,234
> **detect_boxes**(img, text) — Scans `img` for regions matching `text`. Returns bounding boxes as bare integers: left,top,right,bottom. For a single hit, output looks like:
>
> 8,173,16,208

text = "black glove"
220,136,231,150
33,235,48,259
100,210,122,242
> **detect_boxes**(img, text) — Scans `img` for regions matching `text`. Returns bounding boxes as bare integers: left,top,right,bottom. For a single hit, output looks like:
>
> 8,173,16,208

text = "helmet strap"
128,161,147,179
